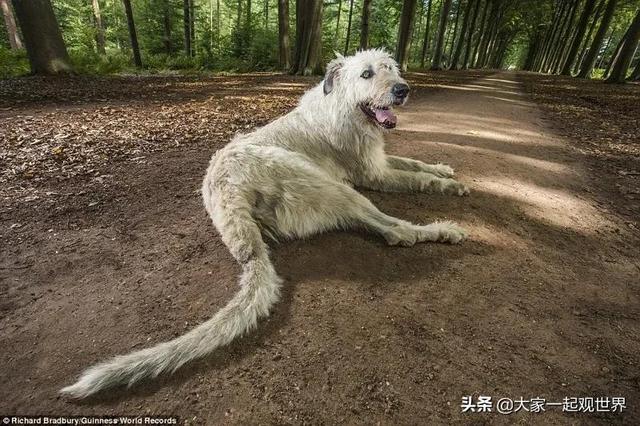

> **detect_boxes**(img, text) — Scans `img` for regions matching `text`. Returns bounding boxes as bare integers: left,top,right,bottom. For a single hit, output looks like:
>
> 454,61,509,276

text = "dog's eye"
361,70,373,79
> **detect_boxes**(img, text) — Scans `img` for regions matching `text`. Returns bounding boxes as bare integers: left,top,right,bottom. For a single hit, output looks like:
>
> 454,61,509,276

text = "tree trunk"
448,0,463,61
596,28,614,68
163,0,172,54
292,0,323,75
561,0,597,75
533,2,561,71
265,0,268,29
606,9,640,83
462,0,481,68
420,0,433,68
523,29,543,70
359,0,372,50
543,0,571,72
277,0,290,70
551,0,580,73
245,0,251,37
216,0,220,47
91,0,106,54
546,0,573,72
184,0,191,56
577,0,617,78
396,0,418,71
335,0,342,49
122,0,142,67
11,0,72,74
431,0,452,70
603,28,626,75
1,0,22,49
451,0,474,69
190,0,196,56
470,0,488,67
574,0,605,72
630,54,640,80
343,0,354,54
476,0,496,68
539,0,569,72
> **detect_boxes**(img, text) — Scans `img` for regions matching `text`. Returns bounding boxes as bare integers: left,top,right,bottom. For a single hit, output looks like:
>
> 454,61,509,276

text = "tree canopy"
1,0,639,82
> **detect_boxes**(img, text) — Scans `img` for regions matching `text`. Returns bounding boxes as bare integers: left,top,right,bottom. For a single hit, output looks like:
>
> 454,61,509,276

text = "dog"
60,49,468,398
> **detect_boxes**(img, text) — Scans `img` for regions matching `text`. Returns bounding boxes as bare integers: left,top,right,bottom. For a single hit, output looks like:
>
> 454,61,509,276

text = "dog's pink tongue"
374,108,397,125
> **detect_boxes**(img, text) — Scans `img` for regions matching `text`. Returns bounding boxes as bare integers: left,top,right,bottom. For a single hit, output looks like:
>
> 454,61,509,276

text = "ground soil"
1,70,639,425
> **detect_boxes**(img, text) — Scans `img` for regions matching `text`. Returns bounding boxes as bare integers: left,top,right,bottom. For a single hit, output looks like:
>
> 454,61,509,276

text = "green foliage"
69,50,134,74
11,0,634,76
0,47,30,78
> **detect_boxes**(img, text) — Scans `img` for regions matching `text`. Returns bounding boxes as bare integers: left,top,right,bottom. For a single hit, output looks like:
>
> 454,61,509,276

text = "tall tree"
577,0,617,78
462,0,481,68
343,0,354,54
190,0,196,56
122,0,142,67
545,0,571,72
91,0,105,54
630,54,640,80
550,0,580,73
447,0,463,60
335,0,342,49
574,0,606,73
451,0,475,69
431,0,453,69
359,0,372,50
277,0,290,70
471,0,488,67
184,0,191,56
397,0,418,71
539,0,569,72
163,0,172,54
420,0,433,68
475,0,497,68
606,8,640,83
561,0,597,75
292,0,323,75
11,0,72,74
0,0,22,49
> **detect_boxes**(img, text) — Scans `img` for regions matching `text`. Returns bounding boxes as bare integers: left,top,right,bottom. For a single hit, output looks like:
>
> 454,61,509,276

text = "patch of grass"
0,47,30,78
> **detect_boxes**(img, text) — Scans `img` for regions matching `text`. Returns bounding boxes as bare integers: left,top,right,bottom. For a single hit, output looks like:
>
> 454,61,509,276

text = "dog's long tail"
60,178,282,398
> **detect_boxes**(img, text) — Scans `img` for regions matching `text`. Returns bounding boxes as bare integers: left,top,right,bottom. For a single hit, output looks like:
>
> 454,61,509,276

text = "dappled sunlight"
482,78,520,85
483,95,536,107
429,140,572,175
462,84,525,96
399,114,551,143
479,177,605,234
465,223,530,251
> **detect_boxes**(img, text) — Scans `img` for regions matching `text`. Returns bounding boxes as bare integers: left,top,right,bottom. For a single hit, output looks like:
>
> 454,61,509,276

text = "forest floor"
1,70,639,425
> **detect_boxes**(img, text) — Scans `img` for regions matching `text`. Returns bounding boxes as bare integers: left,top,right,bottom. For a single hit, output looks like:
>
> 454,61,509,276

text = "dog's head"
323,49,410,130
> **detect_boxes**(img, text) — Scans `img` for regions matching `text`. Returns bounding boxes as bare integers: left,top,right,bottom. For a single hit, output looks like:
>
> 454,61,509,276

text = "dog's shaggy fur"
60,49,468,398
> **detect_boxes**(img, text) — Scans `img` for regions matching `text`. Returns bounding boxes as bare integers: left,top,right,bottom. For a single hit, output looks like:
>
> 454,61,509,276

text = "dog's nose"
392,83,410,98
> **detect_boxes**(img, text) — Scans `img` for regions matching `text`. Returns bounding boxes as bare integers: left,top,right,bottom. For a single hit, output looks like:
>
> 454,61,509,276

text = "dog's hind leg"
271,178,466,246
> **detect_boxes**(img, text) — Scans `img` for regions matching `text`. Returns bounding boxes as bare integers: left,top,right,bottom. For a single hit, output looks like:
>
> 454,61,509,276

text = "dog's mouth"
359,103,397,129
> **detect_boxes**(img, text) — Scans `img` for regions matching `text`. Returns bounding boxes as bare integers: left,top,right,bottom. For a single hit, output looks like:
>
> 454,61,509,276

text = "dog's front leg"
363,168,469,196
386,155,455,178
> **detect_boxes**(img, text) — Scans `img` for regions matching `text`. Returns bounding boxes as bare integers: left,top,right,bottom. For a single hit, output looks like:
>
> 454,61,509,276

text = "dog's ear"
323,55,344,95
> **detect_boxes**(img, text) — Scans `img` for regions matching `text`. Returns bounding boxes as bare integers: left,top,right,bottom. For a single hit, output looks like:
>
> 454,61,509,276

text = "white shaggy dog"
61,49,468,398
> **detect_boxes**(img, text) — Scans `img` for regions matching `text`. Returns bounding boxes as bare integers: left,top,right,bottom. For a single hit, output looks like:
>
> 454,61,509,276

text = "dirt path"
1,72,638,424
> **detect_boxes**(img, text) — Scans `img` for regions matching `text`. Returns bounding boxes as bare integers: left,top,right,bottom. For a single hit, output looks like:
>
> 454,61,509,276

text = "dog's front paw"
433,221,468,244
432,163,455,178
440,179,470,196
